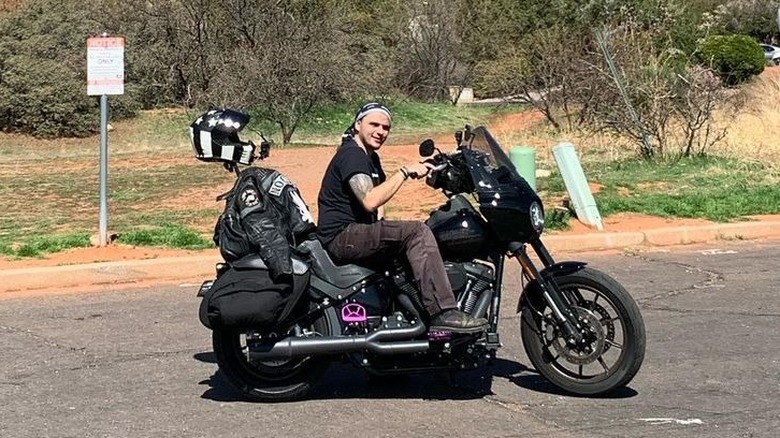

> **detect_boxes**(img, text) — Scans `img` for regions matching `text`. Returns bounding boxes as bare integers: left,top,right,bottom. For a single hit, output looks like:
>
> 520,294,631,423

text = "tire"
212,313,331,402
520,267,645,396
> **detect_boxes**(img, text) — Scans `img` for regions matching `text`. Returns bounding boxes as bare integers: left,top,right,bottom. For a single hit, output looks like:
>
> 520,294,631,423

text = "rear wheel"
212,314,331,402
520,267,645,396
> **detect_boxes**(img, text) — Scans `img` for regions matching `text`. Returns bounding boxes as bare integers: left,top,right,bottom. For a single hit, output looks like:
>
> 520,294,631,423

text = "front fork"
510,239,587,347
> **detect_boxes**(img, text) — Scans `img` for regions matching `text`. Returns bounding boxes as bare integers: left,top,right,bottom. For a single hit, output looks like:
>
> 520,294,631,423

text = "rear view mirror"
259,140,270,160
419,139,435,157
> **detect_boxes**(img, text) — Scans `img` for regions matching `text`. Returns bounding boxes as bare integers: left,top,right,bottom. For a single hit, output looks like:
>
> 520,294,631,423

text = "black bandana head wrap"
341,102,392,143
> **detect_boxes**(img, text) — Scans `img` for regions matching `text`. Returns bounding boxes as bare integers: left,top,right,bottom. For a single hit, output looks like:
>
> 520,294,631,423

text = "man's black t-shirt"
317,139,386,245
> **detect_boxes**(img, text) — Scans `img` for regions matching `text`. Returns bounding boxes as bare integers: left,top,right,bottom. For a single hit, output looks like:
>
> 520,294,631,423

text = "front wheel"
520,267,645,396
212,314,331,402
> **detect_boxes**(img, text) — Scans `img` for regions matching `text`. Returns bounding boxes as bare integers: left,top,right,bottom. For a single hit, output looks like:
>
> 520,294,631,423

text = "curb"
544,221,780,252
0,256,218,295
2,221,780,295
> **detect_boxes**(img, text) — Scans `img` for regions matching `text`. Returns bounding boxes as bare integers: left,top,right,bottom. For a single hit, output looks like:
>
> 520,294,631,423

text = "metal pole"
99,94,108,246
594,28,654,157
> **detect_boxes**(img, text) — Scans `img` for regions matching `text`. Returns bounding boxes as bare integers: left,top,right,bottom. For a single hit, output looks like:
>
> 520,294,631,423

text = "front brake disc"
546,306,606,365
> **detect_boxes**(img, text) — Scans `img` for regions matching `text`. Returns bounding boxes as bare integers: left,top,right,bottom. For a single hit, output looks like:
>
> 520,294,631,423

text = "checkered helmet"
189,109,256,165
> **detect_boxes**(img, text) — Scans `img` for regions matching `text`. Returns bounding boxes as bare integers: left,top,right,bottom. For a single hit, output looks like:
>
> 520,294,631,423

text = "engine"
337,260,495,336
389,260,496,317
445,261,495,313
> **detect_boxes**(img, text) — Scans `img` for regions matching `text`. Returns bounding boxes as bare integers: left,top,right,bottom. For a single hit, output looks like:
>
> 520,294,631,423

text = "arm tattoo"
349,173,374,201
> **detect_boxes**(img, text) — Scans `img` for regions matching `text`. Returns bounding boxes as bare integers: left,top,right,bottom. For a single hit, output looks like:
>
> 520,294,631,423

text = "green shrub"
0,55,96,137
0,0,142,137
109,84,142,120
697,34,764,86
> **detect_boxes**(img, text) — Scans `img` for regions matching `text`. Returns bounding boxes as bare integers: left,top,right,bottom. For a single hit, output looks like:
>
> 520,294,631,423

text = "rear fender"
516,261,587,313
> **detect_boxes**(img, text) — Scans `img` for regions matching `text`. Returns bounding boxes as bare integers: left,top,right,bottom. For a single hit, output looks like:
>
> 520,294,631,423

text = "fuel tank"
426,195,493,262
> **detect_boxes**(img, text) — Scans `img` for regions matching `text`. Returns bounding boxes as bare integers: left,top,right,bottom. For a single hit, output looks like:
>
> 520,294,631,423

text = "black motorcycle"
199,126,646,402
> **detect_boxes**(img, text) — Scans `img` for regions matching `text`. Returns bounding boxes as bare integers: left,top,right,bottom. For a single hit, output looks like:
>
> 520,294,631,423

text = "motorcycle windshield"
462,127,542,242
464,127,525,187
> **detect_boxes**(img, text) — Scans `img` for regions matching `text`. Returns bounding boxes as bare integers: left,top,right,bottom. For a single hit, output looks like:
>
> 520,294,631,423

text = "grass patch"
0,242,14,256
544,208,572,231
12,233,91,258
114,209,221,234
538,155,780,221
118,223,213,249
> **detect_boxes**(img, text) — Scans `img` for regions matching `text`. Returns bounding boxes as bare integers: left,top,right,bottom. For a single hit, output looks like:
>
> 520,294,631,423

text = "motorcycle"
198,125,646,402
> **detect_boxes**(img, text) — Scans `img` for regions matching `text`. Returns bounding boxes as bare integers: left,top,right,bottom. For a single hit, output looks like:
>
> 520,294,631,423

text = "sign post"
87,34,124,246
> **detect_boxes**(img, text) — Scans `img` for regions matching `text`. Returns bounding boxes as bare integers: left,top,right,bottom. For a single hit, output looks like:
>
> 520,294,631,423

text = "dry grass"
713,68,780,166
493,67,780,168
495,116,639,174
0,108,195,164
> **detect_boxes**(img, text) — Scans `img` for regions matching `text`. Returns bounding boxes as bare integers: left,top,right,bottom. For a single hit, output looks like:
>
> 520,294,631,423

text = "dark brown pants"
325,220,457,316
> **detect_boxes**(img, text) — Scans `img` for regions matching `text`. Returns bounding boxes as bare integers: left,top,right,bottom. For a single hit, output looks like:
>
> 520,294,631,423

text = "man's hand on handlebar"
402,162,431,180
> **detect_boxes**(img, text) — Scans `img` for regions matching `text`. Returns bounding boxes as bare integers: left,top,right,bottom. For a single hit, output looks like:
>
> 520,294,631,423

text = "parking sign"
87,36,124,95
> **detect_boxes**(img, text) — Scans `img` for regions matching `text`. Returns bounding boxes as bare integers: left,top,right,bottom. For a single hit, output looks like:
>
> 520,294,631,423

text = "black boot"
430,309,488,334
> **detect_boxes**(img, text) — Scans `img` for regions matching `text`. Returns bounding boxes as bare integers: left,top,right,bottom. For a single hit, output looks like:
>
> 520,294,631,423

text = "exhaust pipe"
248,320,430,361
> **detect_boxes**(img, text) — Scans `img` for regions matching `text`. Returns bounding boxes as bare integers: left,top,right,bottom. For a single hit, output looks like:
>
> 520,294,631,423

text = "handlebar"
423,149,472,195
427,162,448,173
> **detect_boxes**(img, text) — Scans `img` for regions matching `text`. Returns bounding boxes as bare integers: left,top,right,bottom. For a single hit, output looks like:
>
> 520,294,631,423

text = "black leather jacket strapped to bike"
216,166,316,281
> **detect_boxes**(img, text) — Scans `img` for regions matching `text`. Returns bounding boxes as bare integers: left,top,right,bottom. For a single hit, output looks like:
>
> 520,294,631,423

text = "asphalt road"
1,240,779,438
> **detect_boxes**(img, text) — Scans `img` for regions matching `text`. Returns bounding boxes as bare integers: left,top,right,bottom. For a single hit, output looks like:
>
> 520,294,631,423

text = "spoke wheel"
520,268,645,396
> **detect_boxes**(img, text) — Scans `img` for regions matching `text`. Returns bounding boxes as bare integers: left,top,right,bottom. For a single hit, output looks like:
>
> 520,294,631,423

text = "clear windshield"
465,127,519,178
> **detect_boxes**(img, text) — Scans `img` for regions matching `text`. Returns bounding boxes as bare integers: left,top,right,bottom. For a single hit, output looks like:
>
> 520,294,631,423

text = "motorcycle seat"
230,253,310,275
299,238,378,290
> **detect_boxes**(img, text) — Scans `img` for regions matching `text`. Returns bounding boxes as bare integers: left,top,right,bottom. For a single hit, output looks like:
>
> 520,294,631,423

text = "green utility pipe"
509,146,536,190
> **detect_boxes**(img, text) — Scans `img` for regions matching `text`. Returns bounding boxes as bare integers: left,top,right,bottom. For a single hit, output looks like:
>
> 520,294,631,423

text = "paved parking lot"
1,240,779,437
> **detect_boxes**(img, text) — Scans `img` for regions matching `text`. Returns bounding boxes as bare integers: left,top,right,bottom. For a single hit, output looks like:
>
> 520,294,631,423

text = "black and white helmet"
189,109,256,165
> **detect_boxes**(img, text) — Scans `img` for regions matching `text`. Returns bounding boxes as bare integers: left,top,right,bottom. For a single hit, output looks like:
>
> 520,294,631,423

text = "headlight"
529,201,544,234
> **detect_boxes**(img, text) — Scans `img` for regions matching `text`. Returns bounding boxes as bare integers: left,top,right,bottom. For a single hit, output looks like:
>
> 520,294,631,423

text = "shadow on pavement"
199,372,250,402
198,365,491,402
195,354,638,402
193,352,216,364
492,358,639,399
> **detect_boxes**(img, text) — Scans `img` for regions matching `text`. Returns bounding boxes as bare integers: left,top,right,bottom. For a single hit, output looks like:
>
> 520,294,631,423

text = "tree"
394,0,468,102
697,34,765,86
97,0,233,108
582,26,738,158
204,0,356,145
700,0,780,43
98,0,360,144
340,0,411,98
473,25,589,130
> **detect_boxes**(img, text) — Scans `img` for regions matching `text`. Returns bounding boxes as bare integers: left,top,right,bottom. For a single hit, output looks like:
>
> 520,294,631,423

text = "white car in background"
760,44,780,66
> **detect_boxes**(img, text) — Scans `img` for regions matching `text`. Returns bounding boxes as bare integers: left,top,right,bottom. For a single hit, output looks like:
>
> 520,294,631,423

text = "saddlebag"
199,255,310,331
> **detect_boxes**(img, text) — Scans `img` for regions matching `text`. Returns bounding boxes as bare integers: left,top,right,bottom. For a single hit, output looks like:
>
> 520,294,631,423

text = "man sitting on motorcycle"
316,102,488,333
